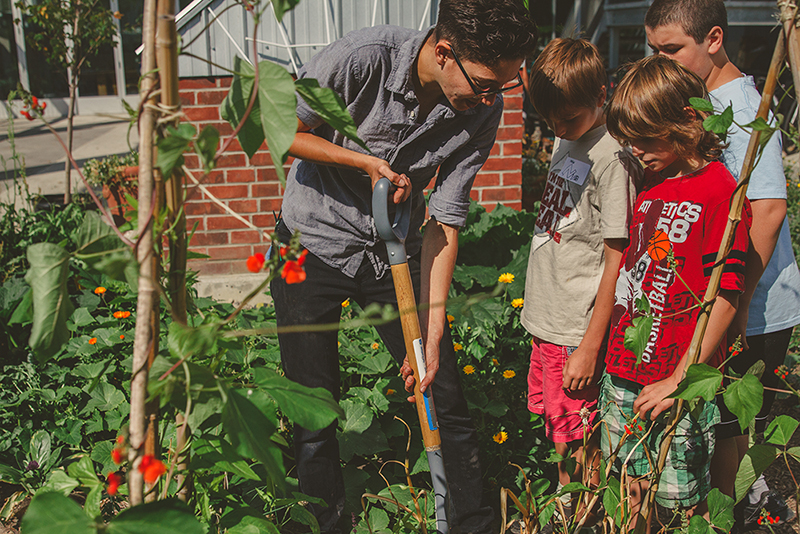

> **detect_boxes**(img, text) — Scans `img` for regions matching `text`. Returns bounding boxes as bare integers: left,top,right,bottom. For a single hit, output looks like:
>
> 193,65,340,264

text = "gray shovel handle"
371,177,412,266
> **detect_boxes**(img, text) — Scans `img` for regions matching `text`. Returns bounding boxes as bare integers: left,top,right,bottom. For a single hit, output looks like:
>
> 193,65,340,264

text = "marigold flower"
371,342,380,350
453,342,463,351
113,310,131,319
493,431,508,444
138,455,167,484
463,364,475,375
386,388,395,395
107,472,121,495
88,337,97,345
120,334,125,340
492,358,499,366
503,370,516,379
94,287,107,295
498,273,515,284
341,299,350,307
111,448,123,465
511,298,524,308
447,315,454,323
113,10,123,18
281,250,308,284
246,252,266,273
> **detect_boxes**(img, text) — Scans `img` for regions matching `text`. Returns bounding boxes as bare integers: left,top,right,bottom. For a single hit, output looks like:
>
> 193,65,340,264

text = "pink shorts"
527,337,600,443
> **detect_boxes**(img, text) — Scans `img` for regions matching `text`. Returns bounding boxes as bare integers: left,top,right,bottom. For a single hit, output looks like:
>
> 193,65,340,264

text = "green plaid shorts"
598,373,720,508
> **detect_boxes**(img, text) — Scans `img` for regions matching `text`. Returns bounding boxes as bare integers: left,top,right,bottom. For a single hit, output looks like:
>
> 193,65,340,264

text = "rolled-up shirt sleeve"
427,103,502,228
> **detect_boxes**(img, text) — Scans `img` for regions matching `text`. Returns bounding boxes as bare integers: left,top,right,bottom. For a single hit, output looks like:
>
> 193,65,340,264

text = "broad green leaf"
634,293,651,315
221,388,284,489
9,287,33,325
221,56,264,159
107,499,205,534
0,464,24,484
251,368,343,431
707,488,735,532
25,243,74,362
765,415,799,447
743,117,771,131
556,482,591,496
295,78,369,152
167,321,220,360
30,430,52,469
623,314,653,365
689,97,714,112
703,105,733,140
195,125,219,173
530,479,550,498
722,373,763,432
357,351,393,375
226,515,280,534
485,399,509,418
669,363,722,402
271,0,301,22
91,441,116,475
256,61,297,185
538,501,556,529
67,456,101,489
290,505,320,534
91,250,138,285
687,514,714,534
83,484,103,520
338,420,388,463
411,448,430,475
73,211,126,262
84,383,125,412
452,264,501,289
20,492,95,534
788,446,800,463
192,437,260,481
157,123,195,178
734,444,779,503
38,469,79,496
340,399,373,434
71,307,95,327
603,477,622,526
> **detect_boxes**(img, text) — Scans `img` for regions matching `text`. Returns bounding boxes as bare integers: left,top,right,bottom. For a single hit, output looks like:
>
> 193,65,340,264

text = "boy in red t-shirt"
602,55,751,529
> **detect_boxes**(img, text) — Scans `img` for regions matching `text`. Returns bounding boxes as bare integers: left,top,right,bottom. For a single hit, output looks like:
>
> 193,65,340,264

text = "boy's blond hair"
528,38,606,120
606,55,723,161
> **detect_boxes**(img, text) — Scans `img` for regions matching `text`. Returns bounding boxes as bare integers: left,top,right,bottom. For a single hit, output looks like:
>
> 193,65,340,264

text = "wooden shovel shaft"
391,263,443,450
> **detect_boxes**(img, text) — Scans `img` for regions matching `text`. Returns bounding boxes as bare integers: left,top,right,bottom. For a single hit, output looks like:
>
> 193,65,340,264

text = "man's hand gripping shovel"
372,177,449,534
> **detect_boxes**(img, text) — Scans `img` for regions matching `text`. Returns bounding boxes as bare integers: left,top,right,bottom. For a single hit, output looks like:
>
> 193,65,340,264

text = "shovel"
372,177,449,534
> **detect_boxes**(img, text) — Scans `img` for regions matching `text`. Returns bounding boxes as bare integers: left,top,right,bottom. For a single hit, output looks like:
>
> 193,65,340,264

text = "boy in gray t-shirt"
521,38,640,523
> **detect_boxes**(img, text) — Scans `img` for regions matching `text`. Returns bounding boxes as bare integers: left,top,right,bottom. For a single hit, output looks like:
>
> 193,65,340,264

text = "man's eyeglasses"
449,45,523,97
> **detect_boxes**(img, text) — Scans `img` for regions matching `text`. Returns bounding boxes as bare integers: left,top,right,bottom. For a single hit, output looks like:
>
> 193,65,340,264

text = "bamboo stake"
155,0,190,503
636,27,787,530
780,0,800,108
128,0,159,506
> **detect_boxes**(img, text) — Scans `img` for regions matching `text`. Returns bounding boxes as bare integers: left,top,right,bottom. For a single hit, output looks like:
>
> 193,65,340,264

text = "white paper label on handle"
413,338,426,382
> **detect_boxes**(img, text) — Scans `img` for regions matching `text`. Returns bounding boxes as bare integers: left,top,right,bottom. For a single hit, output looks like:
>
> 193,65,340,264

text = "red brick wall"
179,77,524,276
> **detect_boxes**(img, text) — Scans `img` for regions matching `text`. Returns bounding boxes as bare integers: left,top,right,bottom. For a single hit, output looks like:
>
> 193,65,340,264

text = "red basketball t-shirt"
605,161,751,386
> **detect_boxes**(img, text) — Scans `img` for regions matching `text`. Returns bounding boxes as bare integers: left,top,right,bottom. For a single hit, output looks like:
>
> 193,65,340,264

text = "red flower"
20,110,32,120
116,434,125,445
246,253,266,273
279,245,288,258
624,425,632,435
637,424,644,431
31,96,38,108
138,454,167,484
40,101,46,111
281,250,308,285
107,472,122,495
111,448,123,465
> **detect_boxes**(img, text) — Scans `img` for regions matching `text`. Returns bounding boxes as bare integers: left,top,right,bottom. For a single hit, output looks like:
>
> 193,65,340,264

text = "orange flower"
120,334,125,340
111,448,123,465
246,252,266,273
88,337,97,345
113,10,123,18
107,472,122,495
113,311,131,319
138,455,167,484
502,370,516,379
94,287,107,295
386,388,395,395
371,342,380,350
281,250,308,285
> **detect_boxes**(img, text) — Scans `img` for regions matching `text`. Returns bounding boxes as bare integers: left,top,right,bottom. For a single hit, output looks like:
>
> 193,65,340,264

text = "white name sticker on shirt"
558,157,590,186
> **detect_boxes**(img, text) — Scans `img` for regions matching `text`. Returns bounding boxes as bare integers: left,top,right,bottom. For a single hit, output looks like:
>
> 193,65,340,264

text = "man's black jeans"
270,241,494,534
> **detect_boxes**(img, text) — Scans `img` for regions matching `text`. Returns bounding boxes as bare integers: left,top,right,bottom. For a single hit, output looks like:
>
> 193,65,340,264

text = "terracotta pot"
102,166,139,225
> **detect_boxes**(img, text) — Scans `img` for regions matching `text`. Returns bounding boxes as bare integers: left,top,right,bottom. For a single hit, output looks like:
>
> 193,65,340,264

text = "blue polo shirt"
280,25,503,279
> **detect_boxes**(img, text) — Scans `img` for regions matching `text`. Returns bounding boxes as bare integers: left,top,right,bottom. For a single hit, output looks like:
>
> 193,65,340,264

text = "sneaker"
741,490,796,531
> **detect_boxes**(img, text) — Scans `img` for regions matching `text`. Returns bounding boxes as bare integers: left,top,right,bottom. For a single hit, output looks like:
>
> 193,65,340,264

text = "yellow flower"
492,358,499,366
371,342,380,350
453,342,463,351
341,299,350,307
88,337,97,345
447,314,454,323
493,431,508,444
386,388,395,395
511,298,524,308
338,341,341,347
503,369,516,379
498,273,515,284
94,287,107,295
463,364,475,375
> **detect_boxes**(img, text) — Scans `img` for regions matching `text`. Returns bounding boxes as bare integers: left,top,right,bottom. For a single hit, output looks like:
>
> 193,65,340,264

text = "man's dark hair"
435,0,539,65
645,0,727,44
